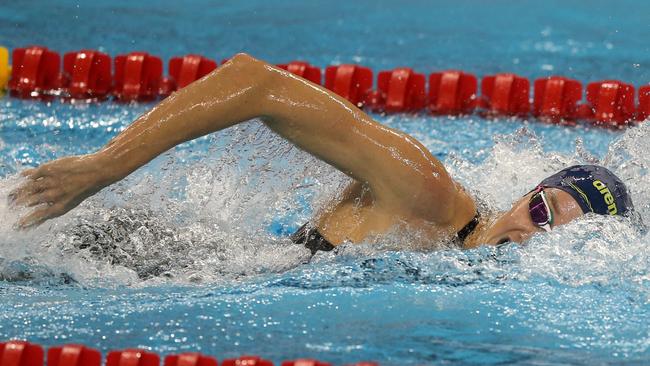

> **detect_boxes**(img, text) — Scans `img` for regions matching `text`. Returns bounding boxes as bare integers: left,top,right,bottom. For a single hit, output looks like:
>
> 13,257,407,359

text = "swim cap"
539,165,633,216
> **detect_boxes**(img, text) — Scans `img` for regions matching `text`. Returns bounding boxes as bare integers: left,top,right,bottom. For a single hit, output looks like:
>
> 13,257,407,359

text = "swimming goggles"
529,186,554,232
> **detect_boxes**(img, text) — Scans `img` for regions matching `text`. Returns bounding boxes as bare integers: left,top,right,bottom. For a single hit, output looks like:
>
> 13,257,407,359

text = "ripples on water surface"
1,99,648,365
1,0,650,364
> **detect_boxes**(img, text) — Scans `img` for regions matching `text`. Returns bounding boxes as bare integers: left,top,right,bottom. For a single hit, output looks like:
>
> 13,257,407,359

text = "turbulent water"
1,0,650,362
0,97,648,364
0,105,645,286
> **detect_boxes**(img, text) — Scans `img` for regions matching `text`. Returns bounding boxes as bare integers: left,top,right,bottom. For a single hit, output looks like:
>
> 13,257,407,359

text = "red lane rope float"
113,52,164,102
0,341,43,366
639,85,650,121
0,341,378,366
8,46,62,98
63,50,112,100
480,73,530,117
277,61,322,85
107,349,160,366
324,64,373,108
165,353,217,366
582,80,636,128
428,70,477,115
48,345,102,366
3,45,650,128
222,356,273,366
167,55,217,91
533,76,582,123
372,67,427,113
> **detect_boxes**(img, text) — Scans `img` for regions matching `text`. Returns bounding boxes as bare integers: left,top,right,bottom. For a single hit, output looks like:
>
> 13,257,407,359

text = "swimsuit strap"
456,211,480,244
290,223,336,255
293,211,481,253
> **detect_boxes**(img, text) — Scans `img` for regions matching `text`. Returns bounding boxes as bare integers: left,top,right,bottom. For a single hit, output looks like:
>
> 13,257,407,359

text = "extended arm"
11,54,471,228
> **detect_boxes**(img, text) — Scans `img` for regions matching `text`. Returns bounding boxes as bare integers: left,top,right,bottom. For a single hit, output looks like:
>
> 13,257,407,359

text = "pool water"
1,1,649,365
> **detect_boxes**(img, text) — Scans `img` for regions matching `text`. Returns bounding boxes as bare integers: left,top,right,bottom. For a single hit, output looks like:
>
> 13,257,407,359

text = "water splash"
1,108,649,362
0,110,647,294
1,120,347,286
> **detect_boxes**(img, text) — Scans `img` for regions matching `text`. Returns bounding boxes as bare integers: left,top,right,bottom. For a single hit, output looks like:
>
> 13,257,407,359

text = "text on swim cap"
593,180,617,215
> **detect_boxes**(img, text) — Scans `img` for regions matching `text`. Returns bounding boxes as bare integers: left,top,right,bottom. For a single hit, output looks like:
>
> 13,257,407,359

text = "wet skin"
8,53,583,248
464,188,585,248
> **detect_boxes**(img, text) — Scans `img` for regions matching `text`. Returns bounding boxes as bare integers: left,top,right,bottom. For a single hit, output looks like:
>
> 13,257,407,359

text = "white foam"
0,120,648,289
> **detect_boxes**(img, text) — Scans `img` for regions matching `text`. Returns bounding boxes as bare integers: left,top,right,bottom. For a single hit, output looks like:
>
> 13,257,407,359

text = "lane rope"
1,45,649,128
0,340,371,366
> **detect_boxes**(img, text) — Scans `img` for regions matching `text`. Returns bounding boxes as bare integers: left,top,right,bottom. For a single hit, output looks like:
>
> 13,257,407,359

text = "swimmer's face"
482,188,584,245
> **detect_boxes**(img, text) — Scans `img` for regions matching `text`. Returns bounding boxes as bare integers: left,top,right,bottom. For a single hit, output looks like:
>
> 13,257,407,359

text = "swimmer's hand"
8,154,110,229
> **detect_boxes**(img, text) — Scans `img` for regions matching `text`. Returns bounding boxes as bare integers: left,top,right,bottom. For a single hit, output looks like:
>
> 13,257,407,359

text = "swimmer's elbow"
221,52,276,92
228,52,258,66
226,53,267,74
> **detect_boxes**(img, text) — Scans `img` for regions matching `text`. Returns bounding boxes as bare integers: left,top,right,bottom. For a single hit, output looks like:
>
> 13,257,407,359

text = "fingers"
7,166,49,204
10,158,90,230
9,179,52,206
10,162,76,230
10,181,62,209
23,191,58,208
20,166,49,180
16,203,62,230
20,168,37,178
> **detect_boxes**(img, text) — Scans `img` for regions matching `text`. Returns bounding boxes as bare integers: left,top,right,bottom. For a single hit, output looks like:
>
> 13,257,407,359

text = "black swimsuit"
453,211,481,246
291,212,481,254
290,223,336,255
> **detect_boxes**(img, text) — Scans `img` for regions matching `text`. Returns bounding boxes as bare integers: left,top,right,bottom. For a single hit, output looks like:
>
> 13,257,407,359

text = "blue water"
1,1,649,365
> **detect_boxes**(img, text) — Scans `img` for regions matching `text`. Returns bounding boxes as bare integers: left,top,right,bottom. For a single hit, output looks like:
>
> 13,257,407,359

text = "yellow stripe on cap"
0,46,10,94
567,181,594,213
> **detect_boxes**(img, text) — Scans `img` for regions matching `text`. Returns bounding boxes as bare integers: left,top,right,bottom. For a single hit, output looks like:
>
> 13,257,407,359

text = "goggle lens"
529,188,553,231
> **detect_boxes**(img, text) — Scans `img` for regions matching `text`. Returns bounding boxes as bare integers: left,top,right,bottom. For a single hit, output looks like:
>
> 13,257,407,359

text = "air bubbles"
0,110,647,304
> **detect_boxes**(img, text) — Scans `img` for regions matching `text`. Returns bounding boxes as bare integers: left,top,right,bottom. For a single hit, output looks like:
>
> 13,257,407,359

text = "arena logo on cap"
593,180,617,215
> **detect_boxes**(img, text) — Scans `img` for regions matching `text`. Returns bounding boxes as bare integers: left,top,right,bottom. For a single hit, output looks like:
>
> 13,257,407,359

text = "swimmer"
7,53,634,252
